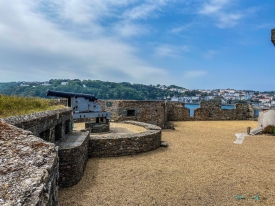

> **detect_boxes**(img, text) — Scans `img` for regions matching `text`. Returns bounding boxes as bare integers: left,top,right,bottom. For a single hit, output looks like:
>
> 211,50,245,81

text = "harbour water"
185,103,235,117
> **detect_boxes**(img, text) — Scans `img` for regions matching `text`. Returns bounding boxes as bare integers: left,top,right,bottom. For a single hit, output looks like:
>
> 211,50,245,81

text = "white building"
259,98,270,104
41,82,52,86
171,96,179,101
205,96,214,101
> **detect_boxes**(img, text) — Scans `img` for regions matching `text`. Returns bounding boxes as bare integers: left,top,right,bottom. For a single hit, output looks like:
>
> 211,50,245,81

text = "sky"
0,0,274,91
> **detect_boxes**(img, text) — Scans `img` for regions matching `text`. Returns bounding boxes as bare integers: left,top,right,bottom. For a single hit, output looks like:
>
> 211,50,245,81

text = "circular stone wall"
88,121,162,157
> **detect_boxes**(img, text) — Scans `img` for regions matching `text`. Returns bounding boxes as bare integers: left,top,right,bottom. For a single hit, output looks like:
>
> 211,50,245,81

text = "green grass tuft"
0,95,66,118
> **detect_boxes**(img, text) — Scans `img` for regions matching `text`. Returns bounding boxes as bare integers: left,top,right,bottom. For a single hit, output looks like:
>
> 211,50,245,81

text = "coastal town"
155,85,274,107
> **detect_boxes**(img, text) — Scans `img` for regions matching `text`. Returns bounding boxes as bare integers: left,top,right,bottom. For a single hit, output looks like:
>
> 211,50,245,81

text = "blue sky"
0,0,274,91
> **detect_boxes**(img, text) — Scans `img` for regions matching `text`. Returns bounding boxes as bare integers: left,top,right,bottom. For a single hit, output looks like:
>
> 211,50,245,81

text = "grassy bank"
0,95,65,118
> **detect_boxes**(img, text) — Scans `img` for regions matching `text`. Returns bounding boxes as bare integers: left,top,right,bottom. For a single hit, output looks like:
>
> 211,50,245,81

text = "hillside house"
259,98,270,104
171,96,179,101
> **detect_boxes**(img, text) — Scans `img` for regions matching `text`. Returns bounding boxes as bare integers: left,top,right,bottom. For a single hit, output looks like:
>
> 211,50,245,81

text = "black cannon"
46,90,97,102
46,90,110,121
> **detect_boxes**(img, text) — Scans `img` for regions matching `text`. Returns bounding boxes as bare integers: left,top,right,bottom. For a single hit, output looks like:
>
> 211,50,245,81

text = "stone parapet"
89,121,161,157
166,102,190,121
1,108,72,142
57,131,90,188
0,121,59,206
98,100,254,126
122,120,162,130
98,100,166,127
193,102,254,121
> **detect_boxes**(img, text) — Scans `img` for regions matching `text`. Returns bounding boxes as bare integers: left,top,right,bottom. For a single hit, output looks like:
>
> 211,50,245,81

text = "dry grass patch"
59,121,275,206
0,95,65,118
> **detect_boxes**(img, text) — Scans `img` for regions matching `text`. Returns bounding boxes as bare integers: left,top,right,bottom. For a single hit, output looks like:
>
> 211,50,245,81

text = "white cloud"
199,0,230,15
154,44,189,57
183,70,207,79
123,4,157,20
203,50,218,59
253,20,275,29
43,0,137,24
122,0,172,20
170,22,196,34
112,21,149,37
198,0,244,28
216,13,243,28
0,0,170,85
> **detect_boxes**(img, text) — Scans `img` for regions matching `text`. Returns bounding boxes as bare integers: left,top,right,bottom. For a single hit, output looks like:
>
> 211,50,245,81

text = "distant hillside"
0,79,186,100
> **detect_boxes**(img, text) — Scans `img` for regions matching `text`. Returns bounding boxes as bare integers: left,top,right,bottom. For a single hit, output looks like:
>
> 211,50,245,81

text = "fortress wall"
98,100,166,127
166,102,190,121
89,121,162,157
0,101,256,205
57,131,90,188
1,108,72,142
0,121,59,206
0,109,73,205
194,102,254,120
99,100,254,124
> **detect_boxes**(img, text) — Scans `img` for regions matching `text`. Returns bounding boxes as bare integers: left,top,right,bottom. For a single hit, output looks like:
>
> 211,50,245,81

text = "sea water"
184,103,235,117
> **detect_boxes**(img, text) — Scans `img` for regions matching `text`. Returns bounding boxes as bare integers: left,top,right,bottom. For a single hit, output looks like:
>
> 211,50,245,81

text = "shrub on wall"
262,125,275,135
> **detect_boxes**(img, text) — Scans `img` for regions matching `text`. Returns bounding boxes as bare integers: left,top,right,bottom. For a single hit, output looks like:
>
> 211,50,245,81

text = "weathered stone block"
57,131,90,188
89,121,162,157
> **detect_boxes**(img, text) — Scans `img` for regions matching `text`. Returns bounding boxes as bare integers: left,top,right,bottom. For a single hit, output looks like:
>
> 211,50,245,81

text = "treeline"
0,79,185,100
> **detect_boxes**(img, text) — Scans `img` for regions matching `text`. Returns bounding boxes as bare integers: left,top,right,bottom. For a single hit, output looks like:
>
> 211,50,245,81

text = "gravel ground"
74,122,147,134
59,121,275,206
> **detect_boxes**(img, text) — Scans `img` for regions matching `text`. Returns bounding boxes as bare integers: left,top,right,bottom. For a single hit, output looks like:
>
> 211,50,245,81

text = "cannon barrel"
46,90,98,101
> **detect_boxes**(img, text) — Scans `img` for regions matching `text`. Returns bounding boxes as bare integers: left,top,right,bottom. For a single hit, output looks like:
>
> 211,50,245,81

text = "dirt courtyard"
59,121,275,205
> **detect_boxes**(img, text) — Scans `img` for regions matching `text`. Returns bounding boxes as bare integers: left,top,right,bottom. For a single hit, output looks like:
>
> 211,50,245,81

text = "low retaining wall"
1,108,72,143
89,121,162,157
57,131,90,188
0,121,59,206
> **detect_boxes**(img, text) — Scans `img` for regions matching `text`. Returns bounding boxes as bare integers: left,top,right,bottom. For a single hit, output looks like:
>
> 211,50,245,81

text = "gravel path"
59,121,275,205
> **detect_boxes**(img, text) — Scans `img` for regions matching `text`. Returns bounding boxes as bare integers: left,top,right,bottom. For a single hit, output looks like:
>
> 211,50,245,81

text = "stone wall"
98,100,166,127
99,100,254,125
166,102,190,121
89,121,162,157
57,131,90,188
0,121,59,206
194,102,254,120
0,108,74,205
1,108,72,143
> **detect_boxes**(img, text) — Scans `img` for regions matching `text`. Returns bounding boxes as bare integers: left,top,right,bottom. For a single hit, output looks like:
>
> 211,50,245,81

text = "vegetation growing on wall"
0,95,65,118
262,125,275,135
